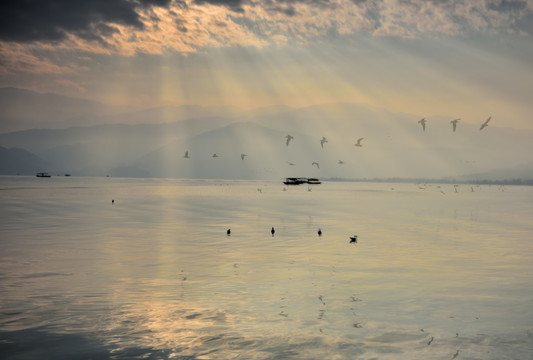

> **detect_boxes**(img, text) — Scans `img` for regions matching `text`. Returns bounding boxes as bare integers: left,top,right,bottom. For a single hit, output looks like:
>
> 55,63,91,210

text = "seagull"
287,161,296,166
320,137,328,148
271,227,275,236
349,235,358,243
338,160,344,164
418,118,427,132
212,153,219,158
241,154,247,160
227,229,231,236
318,228,322,237
354,138,364,147
312,162,320,169
286,134,294,146
184,151,190,158
480,116,491,130
451,118,460,132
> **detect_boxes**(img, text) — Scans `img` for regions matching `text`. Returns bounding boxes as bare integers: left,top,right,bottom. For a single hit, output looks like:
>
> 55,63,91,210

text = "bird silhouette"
287,161,296,166
184,151,190,158
227,229,231,236
312,162,320,168
338,160,344,164
286,134,294,146
271,227,275,236
320,137,328,148
212,153,219,158
241,154,247,160
480,116,491,130
451,118,460,132
349,235,358,243
418,118,427,131
354,138,364,147
318,228,322,236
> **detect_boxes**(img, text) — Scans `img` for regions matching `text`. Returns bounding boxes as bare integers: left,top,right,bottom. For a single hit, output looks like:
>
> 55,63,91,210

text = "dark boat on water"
283,178,307,185
36,172,51,178
283,177,321,185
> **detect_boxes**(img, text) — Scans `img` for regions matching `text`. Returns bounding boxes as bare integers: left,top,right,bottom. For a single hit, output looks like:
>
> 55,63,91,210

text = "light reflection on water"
1,176,533,359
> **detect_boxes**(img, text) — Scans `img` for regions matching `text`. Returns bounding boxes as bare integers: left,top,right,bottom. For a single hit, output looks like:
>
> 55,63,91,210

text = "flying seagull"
287,161,296,166
286,134,294,146
184,151,190,158
312,162,320,169
318,228,322,237
338,160,344,164
271,227,275,236
241,154,247,160
354,138,364,147
418,118,427,132
212,153,219,158
451,118,460,132
349,235,358,243
480,116,491,130
320,137,328,148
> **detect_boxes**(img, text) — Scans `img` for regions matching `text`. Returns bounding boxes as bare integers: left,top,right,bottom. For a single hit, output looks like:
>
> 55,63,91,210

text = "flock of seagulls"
418,115,491,132
182,132,365,164
181,115,492,169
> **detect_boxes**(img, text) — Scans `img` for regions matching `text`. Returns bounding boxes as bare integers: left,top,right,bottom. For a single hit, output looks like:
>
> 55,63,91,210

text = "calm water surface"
1,176,532,359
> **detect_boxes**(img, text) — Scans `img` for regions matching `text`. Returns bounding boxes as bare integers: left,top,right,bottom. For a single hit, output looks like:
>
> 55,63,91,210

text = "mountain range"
1,87,532,182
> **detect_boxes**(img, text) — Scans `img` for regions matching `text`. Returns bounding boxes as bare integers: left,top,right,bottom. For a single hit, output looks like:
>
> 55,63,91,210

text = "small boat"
283,177,308,185
307,178,321,185
36,172,51,178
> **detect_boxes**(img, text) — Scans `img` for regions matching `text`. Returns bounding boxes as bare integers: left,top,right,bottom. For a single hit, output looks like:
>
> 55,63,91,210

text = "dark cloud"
487,0,528,13
0,0,173,43
192,0,247,12
192,0,335,15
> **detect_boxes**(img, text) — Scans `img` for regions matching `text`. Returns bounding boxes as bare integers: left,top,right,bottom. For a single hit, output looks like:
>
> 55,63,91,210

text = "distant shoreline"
323,177,533,186
2,174,533,186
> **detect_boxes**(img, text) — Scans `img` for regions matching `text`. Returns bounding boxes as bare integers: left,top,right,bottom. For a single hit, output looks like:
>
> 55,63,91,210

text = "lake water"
1,176,532,359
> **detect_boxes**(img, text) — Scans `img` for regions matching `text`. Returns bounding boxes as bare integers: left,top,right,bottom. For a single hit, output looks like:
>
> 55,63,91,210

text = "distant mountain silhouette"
1,96,533,180
0,87,248,132
0,146,53,175
0,87,127,132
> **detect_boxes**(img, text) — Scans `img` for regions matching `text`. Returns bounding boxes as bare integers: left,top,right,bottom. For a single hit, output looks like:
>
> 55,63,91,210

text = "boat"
36,172,51,178
283,177,308,185
283,177,321,185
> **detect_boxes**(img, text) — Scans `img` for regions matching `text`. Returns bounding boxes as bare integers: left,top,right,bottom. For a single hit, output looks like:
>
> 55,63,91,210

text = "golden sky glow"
1,0,533,129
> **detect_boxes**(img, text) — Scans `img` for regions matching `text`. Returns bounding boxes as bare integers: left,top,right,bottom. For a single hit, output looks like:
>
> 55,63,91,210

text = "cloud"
0,0,532,70
0,0,173,43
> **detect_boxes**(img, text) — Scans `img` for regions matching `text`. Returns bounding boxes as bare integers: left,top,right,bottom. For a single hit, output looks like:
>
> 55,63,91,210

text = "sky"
1,0,533,129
